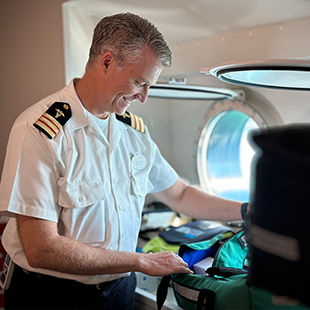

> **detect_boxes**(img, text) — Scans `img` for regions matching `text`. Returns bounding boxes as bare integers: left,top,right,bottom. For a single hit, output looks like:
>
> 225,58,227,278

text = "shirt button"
121,232,125,239
112,177,116,184
78,196,84,202
119,204,123,210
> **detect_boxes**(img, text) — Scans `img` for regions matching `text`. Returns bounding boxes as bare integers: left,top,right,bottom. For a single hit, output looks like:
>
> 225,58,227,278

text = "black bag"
247,125,310,307
142,221,235,254
159,221,235,245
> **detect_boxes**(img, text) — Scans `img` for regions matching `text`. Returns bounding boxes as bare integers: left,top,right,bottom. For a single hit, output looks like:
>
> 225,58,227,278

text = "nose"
136,86,149,104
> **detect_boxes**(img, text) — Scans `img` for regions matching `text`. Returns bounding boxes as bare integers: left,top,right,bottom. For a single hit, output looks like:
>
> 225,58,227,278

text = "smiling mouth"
123,97,136,104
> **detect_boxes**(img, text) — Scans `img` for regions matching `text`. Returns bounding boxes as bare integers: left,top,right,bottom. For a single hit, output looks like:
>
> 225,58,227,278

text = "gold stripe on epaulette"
129,113,145,133
130,113,135,130
43,112,62,129
40,114,60,133
33,102,72,139
139,116,145,133
134,114,140,131
137,115,142,132
35,119,57,138
35,112,63,138
115,111,145,133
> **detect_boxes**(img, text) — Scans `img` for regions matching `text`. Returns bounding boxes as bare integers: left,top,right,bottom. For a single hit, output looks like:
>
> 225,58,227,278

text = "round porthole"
196,99,268,202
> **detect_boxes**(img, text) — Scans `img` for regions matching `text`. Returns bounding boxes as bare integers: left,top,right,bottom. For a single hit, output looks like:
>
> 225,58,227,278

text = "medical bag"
247,125,310,308
156,230,309,310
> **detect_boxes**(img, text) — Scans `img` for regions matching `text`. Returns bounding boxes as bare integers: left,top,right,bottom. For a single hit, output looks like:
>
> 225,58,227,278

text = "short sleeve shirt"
0,79,178,284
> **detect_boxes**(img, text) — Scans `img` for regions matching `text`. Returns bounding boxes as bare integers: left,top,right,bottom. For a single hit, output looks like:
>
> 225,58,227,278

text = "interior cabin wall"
1,1,310,192
157,17,310,185
0,0,67,175
61,3,310,188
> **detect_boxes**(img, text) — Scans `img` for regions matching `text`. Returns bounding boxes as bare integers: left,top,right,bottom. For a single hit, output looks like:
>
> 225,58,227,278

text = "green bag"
157,230,309,310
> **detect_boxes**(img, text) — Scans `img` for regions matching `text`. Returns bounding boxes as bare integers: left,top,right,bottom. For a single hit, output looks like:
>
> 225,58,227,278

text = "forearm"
16,215,192,277
17,215,137,275
28,235,191,277
172,185,242,222
153,178,243,222
33,234,140,275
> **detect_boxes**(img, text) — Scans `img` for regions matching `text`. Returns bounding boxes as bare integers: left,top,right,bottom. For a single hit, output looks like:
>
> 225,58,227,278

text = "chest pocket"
131,175,154,197
58,180,106,208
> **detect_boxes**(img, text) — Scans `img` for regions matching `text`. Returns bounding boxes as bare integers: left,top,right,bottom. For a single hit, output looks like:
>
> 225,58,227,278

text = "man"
0,13,247,309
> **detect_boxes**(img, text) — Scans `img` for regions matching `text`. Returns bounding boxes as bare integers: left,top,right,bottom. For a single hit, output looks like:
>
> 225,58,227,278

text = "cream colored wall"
158,18,310,184
162,18,310,77
1,2,310,185
0,0,67,175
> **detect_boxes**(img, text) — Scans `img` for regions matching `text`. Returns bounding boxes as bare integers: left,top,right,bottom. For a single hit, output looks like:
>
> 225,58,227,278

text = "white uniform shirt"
0,79,178,284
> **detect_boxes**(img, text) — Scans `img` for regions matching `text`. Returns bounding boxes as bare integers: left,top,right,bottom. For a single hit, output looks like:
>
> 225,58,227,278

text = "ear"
100,52,114,72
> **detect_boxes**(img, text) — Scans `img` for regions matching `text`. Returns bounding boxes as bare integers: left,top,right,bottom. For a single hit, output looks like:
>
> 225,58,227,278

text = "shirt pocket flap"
131,176,154,197
58,181,105,208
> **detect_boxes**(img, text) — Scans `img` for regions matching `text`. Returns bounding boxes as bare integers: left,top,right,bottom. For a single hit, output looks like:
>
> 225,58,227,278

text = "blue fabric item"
179,234,223,269
182,244,219,269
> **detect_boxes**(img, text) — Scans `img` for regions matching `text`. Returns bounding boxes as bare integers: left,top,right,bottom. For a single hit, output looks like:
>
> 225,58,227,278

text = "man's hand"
137,251,193,277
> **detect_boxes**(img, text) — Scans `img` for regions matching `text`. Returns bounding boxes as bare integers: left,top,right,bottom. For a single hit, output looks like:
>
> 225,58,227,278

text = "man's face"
102,48,163,116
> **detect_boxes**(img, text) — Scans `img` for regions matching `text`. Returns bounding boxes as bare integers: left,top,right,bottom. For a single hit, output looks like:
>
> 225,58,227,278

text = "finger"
182,266,194,274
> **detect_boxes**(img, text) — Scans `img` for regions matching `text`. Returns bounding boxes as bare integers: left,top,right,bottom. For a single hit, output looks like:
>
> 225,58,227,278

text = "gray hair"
87,12,172,69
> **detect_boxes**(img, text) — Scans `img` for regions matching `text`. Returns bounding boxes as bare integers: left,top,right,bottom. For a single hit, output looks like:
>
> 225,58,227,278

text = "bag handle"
197,289,216,310
157,275,216,310
156,275,171,310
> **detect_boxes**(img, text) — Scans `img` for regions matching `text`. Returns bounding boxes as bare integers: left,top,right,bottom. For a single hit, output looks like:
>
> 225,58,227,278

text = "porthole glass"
197,100,267,202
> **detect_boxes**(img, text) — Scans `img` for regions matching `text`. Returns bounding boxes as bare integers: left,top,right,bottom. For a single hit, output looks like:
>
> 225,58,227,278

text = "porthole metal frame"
195,99,268,196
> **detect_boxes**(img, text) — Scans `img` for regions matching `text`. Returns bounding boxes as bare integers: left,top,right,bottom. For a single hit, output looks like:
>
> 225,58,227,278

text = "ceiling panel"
66,0,310,45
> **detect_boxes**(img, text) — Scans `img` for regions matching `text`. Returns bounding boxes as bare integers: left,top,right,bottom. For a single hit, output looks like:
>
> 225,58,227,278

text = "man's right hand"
137,251,193,277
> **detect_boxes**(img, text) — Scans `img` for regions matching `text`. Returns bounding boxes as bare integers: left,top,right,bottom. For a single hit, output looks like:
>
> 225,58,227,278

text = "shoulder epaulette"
33,102,72,139
116,111,145,133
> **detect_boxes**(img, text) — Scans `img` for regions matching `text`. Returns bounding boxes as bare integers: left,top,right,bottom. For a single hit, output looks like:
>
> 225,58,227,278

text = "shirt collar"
60,79,89,130
63,79,128,134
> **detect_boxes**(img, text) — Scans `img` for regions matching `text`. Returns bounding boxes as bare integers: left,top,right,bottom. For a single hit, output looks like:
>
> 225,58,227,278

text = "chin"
116,106,130,116
114,98,131,115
